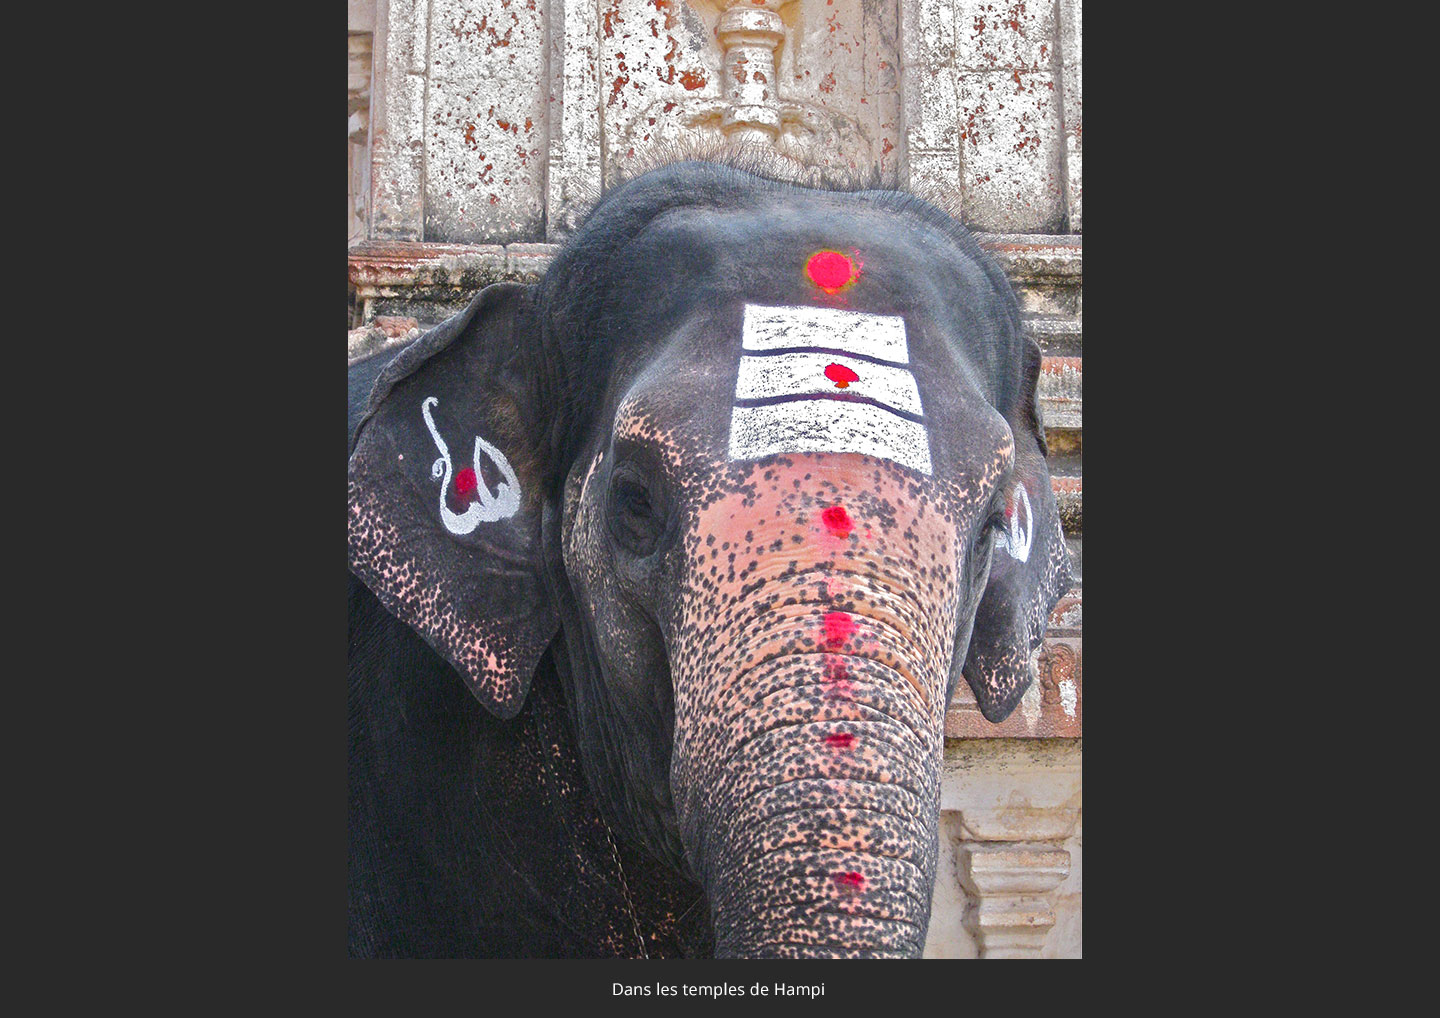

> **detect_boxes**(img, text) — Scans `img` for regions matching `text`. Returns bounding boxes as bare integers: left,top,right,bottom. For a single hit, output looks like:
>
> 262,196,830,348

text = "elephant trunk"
667,464,965,957
670,601,951,958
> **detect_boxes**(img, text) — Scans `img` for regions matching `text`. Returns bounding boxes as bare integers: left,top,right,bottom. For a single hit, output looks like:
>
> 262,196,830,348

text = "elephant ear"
960,338,1074,722
348,282,558,719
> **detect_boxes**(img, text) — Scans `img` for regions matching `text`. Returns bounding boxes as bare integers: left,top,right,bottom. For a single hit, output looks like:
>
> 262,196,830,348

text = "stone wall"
350,2,376,246
347,0,1082,958
352,0,1080,247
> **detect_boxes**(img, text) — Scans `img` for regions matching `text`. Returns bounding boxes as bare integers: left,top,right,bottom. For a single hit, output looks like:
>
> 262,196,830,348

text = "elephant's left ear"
348,282,559,719
959,338,1074,722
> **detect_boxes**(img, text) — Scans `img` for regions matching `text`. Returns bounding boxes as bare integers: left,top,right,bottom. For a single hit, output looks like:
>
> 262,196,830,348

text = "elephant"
347,156,1073,958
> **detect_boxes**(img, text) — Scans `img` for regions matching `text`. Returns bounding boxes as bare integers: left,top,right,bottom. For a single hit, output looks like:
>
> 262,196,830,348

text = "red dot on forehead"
806,249,860,292
824,362,859,389
454,468,478,497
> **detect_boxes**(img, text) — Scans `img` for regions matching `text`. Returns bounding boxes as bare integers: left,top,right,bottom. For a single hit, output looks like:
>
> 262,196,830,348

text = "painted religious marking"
994,482,1033,563
805,250,862,294
726,304,932,475
421,396,522,534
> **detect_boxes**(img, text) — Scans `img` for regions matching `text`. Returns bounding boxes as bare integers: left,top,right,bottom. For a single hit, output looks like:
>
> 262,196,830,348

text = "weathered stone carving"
959,844,1072,958
363,0,1081,242
901,0,1069,231
1036,640,1080,721
715,0,787,142
349,29,373,246
602,0,898,187
680,0,881,172
932,740,1081,957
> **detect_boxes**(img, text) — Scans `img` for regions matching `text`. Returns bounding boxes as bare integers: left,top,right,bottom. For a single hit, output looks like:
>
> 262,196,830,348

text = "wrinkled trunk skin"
666,458,964,958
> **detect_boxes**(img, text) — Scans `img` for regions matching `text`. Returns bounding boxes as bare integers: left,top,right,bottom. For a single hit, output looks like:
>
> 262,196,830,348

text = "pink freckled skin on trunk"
666,454,969,956
822,656,854,699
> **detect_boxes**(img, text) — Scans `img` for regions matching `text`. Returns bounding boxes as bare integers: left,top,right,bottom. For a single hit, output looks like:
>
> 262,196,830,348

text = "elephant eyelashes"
608,471,668,556
970,513,1005,587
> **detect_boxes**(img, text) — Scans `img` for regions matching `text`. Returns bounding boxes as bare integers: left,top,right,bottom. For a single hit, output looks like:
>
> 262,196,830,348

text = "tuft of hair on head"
607,137,886,195
907,179,969,227
559,138,976,246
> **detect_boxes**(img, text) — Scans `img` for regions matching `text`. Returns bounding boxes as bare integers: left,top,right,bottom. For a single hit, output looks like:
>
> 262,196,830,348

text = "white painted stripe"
734,352,924,416
742,304,909,363
728,401,933,475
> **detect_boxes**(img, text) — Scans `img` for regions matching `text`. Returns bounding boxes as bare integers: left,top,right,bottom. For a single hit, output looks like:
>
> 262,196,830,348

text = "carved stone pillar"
958,844,1071,958
716,0,787,143
935,738,1081,958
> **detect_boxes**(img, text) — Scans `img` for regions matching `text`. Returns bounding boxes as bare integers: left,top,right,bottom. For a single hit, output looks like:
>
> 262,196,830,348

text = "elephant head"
348,159,1072,958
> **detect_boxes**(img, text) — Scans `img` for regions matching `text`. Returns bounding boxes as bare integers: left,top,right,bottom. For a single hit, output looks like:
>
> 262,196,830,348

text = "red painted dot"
833,871,866,891
825,732,856,749
824,362,860,389
823,610,857,648
806,250,860,293
820,505,854,538
454,468,478,499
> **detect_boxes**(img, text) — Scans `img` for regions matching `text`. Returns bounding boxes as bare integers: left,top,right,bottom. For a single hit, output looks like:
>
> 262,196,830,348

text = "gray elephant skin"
348,157,1072,958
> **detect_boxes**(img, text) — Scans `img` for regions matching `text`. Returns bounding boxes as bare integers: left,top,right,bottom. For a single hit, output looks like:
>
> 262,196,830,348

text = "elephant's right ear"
958,337,1074,722
348,282,558,719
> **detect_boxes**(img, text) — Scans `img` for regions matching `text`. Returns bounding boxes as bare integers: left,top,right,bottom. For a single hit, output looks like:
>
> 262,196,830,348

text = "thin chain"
599,815,650,959
533,694,649,959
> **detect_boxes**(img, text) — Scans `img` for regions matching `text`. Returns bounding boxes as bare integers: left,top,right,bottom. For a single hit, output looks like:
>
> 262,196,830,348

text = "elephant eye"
607,469,668,557
615,477,654,518
970,511,1005,586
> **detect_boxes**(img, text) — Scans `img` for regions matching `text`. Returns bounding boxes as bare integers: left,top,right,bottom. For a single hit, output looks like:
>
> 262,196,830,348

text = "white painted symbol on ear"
421,396,522,533
994,483,1033,563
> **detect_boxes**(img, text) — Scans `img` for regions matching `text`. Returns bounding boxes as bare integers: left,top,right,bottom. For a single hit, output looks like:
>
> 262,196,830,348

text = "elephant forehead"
678,456,964,618
606,295,1015,493
727,304,932,475
685,458,959,555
